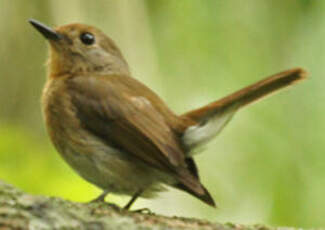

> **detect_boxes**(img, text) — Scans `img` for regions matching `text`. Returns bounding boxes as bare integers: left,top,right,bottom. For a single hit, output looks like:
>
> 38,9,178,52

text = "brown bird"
29,19,307,210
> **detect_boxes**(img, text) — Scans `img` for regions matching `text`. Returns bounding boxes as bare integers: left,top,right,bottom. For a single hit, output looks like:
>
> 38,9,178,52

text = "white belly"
55,130,169,198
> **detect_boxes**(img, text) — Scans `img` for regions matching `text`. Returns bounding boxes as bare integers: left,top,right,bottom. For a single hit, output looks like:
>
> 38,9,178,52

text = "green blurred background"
0,0,324,227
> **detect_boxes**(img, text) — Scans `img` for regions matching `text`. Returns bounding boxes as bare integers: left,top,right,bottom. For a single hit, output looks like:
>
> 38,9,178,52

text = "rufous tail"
182,68,307,122
181,68,307,150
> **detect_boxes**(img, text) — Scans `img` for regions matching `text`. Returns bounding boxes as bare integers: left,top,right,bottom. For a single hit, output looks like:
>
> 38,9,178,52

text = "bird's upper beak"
29,19,62,41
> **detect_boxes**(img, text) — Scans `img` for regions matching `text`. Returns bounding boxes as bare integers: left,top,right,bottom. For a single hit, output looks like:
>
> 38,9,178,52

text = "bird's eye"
80,32,95,45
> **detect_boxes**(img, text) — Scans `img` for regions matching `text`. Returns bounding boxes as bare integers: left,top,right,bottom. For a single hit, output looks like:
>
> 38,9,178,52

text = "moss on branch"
0,180,307,230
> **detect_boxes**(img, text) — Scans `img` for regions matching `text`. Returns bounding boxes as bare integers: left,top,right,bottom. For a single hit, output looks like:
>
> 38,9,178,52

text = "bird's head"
29,19,130,78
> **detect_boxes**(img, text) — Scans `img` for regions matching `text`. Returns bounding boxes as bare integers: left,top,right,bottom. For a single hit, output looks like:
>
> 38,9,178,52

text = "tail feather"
177,68,306,207
182,68,307,122
181,68,307,150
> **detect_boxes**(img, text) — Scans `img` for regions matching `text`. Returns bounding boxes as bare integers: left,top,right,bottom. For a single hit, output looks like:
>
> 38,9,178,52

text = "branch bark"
0,180,304,230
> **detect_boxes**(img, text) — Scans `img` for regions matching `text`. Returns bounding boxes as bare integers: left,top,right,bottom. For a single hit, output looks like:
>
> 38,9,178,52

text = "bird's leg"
90,190,109,203
123,190,143,210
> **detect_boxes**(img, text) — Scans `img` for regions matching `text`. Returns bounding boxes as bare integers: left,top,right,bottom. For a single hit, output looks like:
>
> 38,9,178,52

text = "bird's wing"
66,75,204,194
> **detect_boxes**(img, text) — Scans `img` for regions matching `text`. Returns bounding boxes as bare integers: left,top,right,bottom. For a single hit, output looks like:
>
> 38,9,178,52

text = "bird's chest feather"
41,79,167,195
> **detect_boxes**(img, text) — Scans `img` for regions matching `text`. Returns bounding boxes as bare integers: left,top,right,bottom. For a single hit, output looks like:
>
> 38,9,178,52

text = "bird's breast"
41,78,170,196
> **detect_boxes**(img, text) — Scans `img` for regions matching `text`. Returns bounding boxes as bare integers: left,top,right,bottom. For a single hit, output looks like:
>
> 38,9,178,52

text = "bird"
29,19,307,210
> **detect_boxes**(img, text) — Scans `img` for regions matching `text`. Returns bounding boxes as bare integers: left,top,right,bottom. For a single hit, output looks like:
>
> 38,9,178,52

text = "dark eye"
80,32,95,45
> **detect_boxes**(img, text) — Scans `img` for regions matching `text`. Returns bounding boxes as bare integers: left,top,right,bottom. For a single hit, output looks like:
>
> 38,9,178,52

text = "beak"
28,19,62,41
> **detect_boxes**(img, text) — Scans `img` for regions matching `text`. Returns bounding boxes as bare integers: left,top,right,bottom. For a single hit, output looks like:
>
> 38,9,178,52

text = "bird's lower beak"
29,19,62,41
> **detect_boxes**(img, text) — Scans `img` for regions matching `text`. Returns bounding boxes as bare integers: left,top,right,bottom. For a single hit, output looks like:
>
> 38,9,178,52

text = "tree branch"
0,180,306,230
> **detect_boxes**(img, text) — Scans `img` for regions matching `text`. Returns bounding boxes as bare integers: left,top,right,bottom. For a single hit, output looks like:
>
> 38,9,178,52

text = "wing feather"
67,75,185,173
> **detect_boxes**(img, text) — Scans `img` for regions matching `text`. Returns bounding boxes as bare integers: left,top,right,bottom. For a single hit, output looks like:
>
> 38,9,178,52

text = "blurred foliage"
0,0,324,227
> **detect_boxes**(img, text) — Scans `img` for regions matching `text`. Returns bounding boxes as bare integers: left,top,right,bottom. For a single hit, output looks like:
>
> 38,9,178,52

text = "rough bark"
0,180,305,230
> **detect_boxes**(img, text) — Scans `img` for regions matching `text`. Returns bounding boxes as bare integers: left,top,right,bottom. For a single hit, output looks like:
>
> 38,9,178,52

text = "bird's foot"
89,191,109,203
